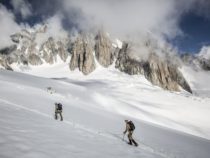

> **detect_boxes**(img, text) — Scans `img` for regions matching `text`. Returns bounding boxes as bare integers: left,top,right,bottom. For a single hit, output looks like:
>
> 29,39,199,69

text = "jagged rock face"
144,54,180,91
0,45,18,70
28,54,43,65
10,33,23,43
198,58,210,70
40,37,68,64
0,45,17,55
95,31,114,67
1,25,69,69
5,53,18,65
115,43,144,75
19,54,28,65
57,41,68,62
116,43,192,93
169,66,192,94
0,25,193,93
27,42,37,55
23,42,42,66
40,37,57,64
144,54,192,93
181,53,210,71
0,57,13,70
8,50,28,65
70,35,96,75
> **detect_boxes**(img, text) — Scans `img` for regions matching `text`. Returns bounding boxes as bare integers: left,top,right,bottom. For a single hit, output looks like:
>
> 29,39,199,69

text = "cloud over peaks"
62,0,183,40
11,0,32,19
0,4,21,48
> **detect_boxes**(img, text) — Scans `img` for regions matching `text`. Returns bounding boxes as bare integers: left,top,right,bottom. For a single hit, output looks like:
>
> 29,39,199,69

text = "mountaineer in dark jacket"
123,120,138,146
54,102,63,121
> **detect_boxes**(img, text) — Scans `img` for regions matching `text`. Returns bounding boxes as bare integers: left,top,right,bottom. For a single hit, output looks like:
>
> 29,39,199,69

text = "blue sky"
0,0,210,54
173,12,210,54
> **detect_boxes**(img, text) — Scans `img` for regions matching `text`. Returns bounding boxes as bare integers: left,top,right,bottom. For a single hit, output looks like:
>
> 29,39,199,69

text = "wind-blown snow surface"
0,63,210,158
180,66,210,98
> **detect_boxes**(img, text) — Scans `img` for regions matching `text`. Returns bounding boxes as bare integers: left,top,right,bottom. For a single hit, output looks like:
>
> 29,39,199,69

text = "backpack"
128,121,135,131
56,103,62,111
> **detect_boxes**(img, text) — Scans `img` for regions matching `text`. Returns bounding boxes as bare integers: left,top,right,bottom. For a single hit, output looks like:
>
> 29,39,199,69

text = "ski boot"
132,139,138,147
128,139,133,145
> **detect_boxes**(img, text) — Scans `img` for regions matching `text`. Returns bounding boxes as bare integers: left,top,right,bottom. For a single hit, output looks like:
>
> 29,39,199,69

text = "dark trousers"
55,110,63,121
127,130,138,146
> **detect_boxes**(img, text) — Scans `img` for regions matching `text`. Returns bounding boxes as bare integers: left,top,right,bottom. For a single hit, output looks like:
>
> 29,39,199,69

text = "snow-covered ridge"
198,46,210,59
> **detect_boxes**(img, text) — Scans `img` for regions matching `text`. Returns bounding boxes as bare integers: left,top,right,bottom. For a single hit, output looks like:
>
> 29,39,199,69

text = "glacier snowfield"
0,64,210,158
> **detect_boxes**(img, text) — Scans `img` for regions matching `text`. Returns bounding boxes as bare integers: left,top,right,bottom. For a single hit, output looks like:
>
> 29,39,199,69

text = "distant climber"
54,102,63,121
123,120,138,146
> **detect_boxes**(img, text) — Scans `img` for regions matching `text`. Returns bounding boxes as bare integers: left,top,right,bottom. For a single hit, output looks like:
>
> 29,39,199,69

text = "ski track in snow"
0,98,171,158
0,67,210,158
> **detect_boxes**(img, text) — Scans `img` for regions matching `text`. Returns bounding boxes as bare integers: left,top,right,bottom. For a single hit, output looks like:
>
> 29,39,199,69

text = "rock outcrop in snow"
28,54,43,65
95,31,114,67
0,26,193,93
40,37,57,64
181,54,210,71
69,34,96,75
199,58,210,70
0,26,69,68
116,43,192,93
0,45,17,70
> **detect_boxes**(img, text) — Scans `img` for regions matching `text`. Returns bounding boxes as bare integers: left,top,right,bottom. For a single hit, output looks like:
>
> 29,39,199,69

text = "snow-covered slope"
15,62,210,139
198,46,210,59
0,65,210,158
180,66,210,97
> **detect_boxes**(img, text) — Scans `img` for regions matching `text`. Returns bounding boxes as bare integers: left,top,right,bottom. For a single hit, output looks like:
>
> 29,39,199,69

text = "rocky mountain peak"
0,26,193,93
95,31,114,67
115,42,192,93
181,53,210,71
69,34,96,75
